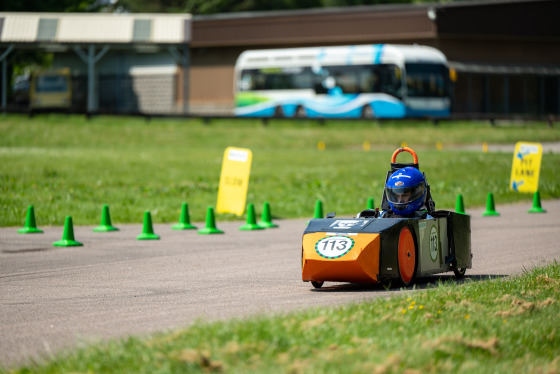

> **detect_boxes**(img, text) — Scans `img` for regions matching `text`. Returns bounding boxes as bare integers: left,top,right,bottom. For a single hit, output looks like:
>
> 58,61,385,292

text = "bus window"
239,67,315,91
405,63,449,98
238,73,254,91
377,65,403,99
327,67,357,94
359,68,379,93
321,65,379,94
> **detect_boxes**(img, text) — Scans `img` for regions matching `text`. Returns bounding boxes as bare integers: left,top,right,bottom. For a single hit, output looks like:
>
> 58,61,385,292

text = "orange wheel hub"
398,227,416,284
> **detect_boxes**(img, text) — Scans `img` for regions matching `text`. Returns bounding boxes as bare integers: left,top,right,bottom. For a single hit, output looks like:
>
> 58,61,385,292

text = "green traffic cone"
18,205,43,234
53,216,83,247
367,197,375,210
239,203,265,231
137,211,160,240
171,202,197,230
259,201,278,228
314,199,324,219
93,204,119,232
455,194,466,215
198,207,224,234
482,193,500,216
528,191,546,213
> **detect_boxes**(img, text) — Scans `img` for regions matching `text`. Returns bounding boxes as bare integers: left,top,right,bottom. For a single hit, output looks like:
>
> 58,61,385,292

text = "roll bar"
391,147,418,164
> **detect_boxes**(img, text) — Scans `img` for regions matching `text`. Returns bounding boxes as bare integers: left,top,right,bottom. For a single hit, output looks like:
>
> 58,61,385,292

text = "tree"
1,0,445,14
0,0,100,12
80,0,427,15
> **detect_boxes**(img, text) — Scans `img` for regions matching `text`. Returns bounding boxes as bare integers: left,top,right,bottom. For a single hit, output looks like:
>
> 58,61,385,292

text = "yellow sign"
510,142,543,193
216,147,253,215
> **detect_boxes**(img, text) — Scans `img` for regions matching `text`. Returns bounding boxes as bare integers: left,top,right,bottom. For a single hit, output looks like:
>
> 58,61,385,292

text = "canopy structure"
0,12,192,112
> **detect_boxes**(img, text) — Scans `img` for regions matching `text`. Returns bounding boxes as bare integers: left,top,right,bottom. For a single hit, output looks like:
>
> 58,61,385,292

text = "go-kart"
302,147,472,288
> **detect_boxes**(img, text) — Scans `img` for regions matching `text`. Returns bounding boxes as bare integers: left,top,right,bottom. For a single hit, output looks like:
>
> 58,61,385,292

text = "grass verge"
3,261,559,373
1,114,560,226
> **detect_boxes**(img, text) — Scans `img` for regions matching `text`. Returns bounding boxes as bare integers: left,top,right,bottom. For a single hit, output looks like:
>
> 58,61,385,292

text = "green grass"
1,114,560,227
4,261,559,373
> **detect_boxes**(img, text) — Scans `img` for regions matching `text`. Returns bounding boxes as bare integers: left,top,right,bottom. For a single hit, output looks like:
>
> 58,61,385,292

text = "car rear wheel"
397,226,417,286
452,265,467,278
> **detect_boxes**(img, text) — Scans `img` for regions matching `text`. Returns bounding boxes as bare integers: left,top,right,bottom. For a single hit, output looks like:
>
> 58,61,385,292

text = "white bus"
234,44,454,119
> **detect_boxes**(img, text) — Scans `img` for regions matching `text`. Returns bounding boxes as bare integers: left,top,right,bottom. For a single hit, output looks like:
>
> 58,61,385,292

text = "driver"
382,166,431,218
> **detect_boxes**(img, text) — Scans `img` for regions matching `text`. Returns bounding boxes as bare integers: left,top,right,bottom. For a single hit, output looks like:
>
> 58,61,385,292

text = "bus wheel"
295,106,306,118
274,106,285,117
361,105,374,119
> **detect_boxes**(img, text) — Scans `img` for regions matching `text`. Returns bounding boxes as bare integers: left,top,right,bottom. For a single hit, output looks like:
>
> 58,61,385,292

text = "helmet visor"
387,181,426,205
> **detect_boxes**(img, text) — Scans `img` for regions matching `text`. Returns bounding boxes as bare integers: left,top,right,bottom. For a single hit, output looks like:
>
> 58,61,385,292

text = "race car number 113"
315,236,355,259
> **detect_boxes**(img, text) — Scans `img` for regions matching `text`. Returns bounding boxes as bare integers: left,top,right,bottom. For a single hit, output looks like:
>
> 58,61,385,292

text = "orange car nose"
302,232,381,283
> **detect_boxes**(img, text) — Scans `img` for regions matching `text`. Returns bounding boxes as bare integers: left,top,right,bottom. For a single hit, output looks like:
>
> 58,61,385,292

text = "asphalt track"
1,199,560,367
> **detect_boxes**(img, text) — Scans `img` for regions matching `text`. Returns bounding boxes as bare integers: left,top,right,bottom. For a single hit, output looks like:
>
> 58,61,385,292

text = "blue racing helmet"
385,166,427,216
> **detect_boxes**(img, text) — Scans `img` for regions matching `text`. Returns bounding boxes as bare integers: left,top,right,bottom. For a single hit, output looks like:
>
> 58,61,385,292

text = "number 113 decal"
315,236,355,259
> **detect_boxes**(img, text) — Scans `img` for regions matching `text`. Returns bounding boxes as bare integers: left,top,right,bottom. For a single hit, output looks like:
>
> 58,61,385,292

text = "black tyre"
452,265,467,278
361,105,374,119
295,105,306,118
311,281,324,289
274,106,285,117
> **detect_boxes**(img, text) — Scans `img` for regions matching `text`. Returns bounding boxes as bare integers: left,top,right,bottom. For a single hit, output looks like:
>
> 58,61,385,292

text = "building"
0,12,191,113
189,0,560,117
1,0,559,117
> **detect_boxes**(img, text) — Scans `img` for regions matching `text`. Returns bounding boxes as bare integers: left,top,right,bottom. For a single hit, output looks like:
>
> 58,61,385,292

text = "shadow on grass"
310,274,508,293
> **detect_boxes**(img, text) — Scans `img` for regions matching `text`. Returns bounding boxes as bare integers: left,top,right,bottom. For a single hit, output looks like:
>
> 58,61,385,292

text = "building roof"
0,12,191,45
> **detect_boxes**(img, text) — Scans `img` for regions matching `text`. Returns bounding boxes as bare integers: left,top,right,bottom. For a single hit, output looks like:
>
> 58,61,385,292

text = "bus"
234,44,454,119
30,68,72,110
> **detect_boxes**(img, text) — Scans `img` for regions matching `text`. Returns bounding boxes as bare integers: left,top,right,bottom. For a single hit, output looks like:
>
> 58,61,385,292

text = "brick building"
189,0,560,117
1,0,559,117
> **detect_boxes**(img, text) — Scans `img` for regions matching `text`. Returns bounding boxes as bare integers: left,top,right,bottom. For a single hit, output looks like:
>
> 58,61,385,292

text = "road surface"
1,199,559,367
